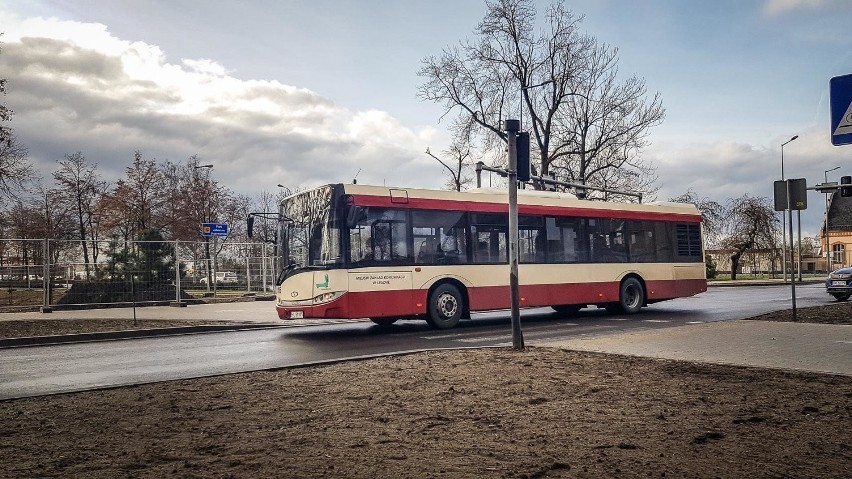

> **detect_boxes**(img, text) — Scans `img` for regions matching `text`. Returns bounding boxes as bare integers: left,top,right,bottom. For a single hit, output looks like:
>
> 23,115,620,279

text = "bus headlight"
312,291,344,305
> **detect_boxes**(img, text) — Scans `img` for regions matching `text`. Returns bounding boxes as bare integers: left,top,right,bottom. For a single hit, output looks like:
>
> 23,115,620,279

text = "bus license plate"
832,280,847,286
290,311,304,319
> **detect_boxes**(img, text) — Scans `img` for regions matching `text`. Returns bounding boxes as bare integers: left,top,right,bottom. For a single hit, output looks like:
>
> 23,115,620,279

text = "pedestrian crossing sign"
830,74,852,146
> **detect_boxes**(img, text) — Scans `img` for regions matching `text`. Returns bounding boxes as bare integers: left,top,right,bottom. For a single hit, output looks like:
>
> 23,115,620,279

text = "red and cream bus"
257,183,706,329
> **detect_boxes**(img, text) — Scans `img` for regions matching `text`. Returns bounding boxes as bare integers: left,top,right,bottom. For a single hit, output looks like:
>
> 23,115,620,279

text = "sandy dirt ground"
0,302,850,478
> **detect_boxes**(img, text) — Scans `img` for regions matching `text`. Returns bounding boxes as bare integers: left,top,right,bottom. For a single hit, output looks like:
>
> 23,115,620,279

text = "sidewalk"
540,319,852,376
708,277,825,287
0,300,278,324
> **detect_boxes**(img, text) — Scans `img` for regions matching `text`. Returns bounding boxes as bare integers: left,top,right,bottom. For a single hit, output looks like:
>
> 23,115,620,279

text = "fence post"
261,242,267,293
170,240,186,307
41,239,53,313
246,255,251,293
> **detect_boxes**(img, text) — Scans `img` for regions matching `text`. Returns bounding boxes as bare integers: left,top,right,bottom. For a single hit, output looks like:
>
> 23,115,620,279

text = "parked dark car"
826,266,852,301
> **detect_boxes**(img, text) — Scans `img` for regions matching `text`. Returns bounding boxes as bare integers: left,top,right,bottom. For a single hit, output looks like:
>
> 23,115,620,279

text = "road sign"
773,178,807,211
201,223,229,237
830,74,852,146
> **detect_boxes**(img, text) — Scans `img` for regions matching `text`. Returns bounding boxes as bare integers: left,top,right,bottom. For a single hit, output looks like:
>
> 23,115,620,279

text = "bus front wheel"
426,283,463,329
617,277,645,314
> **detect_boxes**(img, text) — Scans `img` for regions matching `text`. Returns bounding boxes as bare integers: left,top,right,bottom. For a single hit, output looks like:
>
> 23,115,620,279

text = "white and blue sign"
830,74,852,146
201,223,229,237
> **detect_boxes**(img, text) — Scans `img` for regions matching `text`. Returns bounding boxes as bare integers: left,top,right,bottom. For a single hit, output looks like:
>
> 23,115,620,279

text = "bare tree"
53,152,108,276
425,140,475,192
669,189,724,248
125,151,168,235
0,37,33,199
418,0,663,197
0,35,13,148
720,195,780,280
0,135,32,200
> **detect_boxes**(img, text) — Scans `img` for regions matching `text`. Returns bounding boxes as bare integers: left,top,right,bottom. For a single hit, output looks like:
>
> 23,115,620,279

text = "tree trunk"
730,252,743,281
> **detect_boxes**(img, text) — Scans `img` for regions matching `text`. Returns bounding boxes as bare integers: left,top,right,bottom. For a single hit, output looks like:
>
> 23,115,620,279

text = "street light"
824,166,840,272
780,135,798,282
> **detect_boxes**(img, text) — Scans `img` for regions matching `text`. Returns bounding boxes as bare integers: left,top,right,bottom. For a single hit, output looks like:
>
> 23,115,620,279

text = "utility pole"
505,119,524,351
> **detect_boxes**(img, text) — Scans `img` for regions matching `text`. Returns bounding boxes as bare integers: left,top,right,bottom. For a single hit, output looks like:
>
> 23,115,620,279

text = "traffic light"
842,175,852,197
516,132,530,182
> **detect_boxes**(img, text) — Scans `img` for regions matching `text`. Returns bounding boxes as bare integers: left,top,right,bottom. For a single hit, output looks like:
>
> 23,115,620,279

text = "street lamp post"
824,166,840,273
780,135,798,282
194,163,214,294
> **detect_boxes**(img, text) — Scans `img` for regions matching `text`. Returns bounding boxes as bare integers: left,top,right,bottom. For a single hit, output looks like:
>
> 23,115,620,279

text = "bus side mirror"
247,215,255,238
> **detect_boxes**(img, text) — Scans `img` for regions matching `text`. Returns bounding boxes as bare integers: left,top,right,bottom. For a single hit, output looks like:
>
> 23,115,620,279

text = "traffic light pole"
505,119,524,351
786,180,797,321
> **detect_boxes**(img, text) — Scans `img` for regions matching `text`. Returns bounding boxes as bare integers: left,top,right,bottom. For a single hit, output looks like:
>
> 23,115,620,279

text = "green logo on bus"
316,273,329,289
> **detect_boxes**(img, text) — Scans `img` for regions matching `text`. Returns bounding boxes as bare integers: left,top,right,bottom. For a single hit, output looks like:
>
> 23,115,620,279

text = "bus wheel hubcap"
438,294,457,318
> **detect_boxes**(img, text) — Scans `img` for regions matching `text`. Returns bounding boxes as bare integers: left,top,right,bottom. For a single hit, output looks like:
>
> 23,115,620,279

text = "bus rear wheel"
426,283,463,329
616,277,645,314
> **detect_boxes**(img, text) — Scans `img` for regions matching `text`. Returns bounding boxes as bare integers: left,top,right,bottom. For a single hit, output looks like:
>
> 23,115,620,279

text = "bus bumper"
276,299,347,320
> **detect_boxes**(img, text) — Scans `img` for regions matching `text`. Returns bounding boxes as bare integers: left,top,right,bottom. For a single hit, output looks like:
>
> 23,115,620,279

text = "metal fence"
0,238,278,310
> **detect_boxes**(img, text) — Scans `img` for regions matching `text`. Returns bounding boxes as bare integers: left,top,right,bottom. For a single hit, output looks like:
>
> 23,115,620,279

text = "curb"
708,279,824,287
0,323,283,349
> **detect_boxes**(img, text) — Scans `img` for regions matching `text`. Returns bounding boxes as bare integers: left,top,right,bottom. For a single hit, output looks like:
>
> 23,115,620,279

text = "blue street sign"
830,74,852,146
201,223,229,237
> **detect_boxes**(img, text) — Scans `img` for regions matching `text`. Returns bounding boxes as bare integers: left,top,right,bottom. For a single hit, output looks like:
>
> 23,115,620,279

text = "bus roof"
300,183,702,222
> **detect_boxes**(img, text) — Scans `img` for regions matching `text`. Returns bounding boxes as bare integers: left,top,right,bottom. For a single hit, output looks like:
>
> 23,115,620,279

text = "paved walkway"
0,301,279,324
540,320,852,376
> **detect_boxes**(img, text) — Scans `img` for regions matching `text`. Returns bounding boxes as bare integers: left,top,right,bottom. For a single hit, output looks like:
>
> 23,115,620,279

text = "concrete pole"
505,119,524,351
781,153,787,283
786,180,797,321
797,210,802,282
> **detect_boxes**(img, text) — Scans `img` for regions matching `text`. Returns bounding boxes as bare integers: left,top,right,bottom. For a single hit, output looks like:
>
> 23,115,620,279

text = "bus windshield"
280,186,342,271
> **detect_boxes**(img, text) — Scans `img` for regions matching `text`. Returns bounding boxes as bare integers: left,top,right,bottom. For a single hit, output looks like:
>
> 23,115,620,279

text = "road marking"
642,319,671,323
605,318,629,321
686,321,705,324
456,335,511,343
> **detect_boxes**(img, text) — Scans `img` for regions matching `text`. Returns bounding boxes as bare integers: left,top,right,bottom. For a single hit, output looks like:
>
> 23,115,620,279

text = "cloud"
0,16,446,198
763,0,832,15
650,128,843,237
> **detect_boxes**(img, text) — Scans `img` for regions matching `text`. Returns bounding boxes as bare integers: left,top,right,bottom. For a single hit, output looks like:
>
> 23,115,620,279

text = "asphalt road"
0,283,834,400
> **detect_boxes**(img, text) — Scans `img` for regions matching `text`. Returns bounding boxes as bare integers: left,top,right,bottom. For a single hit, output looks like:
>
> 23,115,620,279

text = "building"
821,191,852,271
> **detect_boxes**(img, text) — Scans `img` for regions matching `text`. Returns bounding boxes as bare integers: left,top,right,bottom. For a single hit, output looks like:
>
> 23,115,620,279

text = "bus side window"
546,217,586,263
519,216,544,263
412,210,468,264
349,208,409,264
590,219,627,263
629,220,657,263
471,227,506,263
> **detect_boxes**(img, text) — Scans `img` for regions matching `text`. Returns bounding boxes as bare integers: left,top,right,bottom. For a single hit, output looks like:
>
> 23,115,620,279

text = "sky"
1,0,851,236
